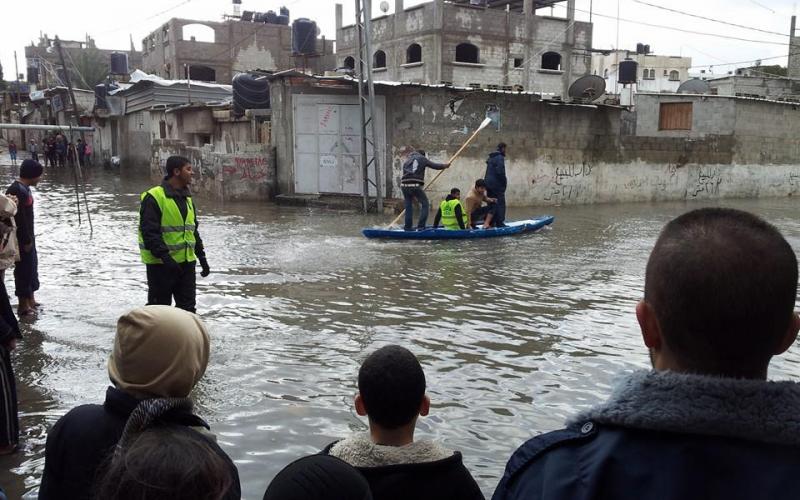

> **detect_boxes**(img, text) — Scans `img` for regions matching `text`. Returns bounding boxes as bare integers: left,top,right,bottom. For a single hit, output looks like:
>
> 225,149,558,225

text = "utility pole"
354,0,383,213
13,51,20,112
54,36,85,143
185,64,192,103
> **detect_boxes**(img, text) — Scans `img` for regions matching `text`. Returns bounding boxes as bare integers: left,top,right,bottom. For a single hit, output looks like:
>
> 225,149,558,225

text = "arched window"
541,52,562,71
643,68,649,79
343,57,355,70
181,23,215,43
374,50,386,69
603,68,608,78
407,43,422,64
649,69,656,79
669,70,680,81
455,43,479,63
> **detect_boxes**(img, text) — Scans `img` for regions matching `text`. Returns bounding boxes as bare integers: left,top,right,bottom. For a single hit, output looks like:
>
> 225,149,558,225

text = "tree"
68,48,108,90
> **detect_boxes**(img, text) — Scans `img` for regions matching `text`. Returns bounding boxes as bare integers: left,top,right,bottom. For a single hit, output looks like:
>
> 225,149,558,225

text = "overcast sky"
0,0,795,83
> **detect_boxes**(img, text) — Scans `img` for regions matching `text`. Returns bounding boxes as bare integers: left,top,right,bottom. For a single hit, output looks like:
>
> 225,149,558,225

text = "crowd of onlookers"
4,134,92,169
0,194,798,498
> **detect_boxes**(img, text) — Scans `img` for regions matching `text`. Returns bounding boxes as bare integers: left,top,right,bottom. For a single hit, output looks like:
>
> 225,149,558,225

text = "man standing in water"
6,160,42,317
400,150,450,231
138,156,210,313
484,143,508,227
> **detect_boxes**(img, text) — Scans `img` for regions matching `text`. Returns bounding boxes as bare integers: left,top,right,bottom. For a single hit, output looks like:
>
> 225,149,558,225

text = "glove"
199,257,210,278
161,255,181,273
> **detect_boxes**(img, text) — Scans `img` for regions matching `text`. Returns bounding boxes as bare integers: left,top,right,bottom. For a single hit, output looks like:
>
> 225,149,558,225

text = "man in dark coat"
323,345,484,500
6,160,42,317
493,208,800,500
484,143,507,227
400,150,450,231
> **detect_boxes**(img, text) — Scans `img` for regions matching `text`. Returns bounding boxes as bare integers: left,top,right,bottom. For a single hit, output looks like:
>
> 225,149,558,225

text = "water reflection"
0,166,798,498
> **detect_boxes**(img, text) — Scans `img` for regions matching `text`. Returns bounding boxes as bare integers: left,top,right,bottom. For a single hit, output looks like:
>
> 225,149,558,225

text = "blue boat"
362,216,555,240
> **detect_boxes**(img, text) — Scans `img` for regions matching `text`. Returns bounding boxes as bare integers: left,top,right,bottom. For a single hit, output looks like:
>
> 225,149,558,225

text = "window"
343,56,355,70
513,57,524,68
658,102,693,130
455,43,479,63
604,68,609,78
182,24,215,43
669,70,680,81
643,69,656,80
374,50,386,69
642,68,648,79
159,120,167,139
541,52,561,71
188,65,216,82
650,69,656,79
406,43,422,64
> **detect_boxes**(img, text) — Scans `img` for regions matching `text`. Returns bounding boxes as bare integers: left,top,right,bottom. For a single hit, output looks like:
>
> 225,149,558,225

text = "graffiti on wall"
222,156,268,182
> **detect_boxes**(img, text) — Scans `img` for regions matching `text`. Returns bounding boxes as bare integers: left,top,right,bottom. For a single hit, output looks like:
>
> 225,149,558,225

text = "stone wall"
152,139,274,200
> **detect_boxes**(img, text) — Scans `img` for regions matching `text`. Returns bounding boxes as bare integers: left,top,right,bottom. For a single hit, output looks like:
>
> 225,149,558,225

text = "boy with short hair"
324,345,484,500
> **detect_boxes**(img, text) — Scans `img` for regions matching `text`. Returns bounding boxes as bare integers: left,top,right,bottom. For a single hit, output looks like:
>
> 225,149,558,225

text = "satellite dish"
380,1,390,12
568,75,606,102
677,78,711,94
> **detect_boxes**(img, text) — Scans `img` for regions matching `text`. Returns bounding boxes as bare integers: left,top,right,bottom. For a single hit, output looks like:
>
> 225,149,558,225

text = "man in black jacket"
400,150,450,231
484,143,507,227
324,345,484,500
139,156,210,313
6,160,42,316
494,208,800,500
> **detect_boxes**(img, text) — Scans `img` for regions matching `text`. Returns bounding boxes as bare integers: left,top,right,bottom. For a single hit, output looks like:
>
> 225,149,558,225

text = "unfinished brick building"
335,0,591,98
141,17,336,84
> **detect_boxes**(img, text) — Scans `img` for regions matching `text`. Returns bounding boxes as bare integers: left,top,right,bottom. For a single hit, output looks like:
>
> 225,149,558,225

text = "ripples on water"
0,167,799,498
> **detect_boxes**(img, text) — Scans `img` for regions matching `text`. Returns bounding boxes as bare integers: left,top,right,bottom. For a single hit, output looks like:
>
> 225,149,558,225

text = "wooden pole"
388,117,492,228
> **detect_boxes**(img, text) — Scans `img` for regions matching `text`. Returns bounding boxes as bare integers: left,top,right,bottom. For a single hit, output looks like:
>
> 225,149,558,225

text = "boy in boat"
433,188,468,230
323,345,484,500
494,208,800,500
465,179,497,229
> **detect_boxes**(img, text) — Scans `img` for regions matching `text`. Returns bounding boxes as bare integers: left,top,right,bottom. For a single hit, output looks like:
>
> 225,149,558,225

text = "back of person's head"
497,142,506,152
108,306,210,398
263,455,372,500
165,155,190,178
644,208,798,377
95,424,233,500
358,345,426,429
475,179,487,188
415,149,426,157
450,188,460,196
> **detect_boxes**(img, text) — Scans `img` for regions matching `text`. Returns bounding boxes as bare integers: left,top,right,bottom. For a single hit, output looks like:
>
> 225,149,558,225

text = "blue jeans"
487,189,506,225
402,186,429,230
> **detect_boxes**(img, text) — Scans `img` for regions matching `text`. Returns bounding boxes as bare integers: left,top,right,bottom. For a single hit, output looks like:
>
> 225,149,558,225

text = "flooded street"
0,165,799,498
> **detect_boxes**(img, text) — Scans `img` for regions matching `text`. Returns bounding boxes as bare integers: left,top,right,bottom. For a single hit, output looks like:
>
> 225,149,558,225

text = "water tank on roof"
276,14,290,25
292,18,317,55
280,6,289,17
618,59,638,84
253,12,266,23
110,52,129,75
265,10,277,23
644,45,650,54
636,43,645,55
232,73,270,117
94,82,119,109
241,10,254,21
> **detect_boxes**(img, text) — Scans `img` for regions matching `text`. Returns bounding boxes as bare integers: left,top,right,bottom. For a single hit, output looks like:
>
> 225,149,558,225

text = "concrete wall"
635,94,737,138
592,52,690,94
708,76,800,100
272,78,800,207
152,140,274,200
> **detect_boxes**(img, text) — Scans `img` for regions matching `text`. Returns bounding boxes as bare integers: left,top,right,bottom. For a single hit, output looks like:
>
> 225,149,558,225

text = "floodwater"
0,164,799,499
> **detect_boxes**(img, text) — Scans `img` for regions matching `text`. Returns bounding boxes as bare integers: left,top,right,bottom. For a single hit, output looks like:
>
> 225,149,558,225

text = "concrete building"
592,50,691,94
140,17,335,84
789,16,800,80
268,71,800,208
25,34,142,89
335,0,591,98
707,75,800,101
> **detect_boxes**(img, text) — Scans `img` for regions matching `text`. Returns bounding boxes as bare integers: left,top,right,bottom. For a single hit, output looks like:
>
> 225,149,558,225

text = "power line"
688,52,793,69
631,0,787,37
97,0,193,35
575,7,788,46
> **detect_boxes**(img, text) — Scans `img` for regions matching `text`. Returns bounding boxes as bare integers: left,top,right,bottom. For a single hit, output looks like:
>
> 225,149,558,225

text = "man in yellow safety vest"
138,156,210,312
433,188,469,230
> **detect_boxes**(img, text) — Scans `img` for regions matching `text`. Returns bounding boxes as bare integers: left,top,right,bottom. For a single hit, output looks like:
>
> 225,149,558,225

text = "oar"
388,116,494,228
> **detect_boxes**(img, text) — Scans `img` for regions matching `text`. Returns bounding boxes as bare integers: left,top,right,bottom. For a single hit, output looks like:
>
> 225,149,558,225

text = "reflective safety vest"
440,198,469,230
138,186,197,264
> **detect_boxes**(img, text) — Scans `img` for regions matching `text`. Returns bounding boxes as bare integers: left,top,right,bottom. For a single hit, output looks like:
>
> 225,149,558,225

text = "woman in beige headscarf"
38,305,241,499
0,193,20,455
